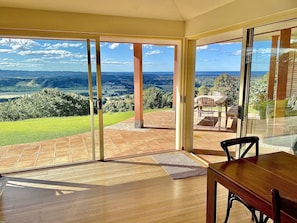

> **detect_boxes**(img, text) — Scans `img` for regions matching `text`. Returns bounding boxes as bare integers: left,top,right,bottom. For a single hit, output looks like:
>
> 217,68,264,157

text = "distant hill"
0,70,266,100
0,70,174,99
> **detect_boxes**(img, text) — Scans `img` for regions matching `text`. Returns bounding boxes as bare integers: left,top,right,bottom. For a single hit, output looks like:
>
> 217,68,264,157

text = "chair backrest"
197,96,215,107
220,136,259,161
271,188,297,223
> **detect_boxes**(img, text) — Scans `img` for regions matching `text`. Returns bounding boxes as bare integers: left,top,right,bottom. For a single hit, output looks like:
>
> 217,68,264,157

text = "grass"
0,111,135,146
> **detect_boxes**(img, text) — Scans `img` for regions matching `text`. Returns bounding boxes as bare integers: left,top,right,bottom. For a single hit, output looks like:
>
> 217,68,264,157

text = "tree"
102,95,134,113
143,87,173,109
197,85,210,96
0,88,90,121
249,73,270,119
211,73,239,106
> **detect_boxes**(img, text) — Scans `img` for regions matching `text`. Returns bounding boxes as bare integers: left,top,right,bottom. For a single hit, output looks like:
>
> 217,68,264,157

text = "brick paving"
0,110,235,173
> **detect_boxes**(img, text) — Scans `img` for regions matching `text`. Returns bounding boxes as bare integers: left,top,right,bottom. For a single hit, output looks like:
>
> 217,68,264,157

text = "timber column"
274,28,291,135
267,35,279,100
133,43,144,128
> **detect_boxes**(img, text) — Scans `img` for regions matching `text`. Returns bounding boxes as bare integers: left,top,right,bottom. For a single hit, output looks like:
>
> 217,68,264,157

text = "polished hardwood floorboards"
0,152,270,223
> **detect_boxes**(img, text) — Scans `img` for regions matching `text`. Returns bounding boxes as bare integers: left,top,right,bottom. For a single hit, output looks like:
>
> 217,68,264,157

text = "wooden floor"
0,152,270,223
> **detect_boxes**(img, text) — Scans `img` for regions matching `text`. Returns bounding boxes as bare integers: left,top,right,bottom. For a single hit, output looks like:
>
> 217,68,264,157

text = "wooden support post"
275,28,291,118
133,43,144,128
273,29,291,135
268,35,279,100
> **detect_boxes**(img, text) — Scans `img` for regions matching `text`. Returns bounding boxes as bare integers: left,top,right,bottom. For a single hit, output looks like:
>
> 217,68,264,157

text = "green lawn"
0,111,135,146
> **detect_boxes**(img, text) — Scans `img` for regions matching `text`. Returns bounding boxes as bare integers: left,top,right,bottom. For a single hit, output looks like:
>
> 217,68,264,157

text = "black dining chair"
220,136,269,223
271,188,297,223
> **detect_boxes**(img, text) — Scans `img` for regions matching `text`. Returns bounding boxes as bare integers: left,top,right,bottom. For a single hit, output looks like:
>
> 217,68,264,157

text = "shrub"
0,88,89,121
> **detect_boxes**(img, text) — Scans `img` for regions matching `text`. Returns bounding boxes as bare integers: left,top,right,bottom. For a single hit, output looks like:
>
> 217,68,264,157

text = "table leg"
217,105,222,130
224,101,228,128
207,168,217,223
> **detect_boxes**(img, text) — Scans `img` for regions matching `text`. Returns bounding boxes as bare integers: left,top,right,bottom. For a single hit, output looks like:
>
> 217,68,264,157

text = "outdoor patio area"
0,109,286,173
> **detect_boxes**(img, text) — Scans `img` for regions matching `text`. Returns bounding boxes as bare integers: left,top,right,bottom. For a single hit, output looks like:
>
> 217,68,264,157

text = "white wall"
0,7,185,38
185,0,297,39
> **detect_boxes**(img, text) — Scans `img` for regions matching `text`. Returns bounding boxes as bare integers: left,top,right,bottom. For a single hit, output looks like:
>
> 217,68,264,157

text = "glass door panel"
247,19,297,155
193,31,242,163
0,37,96,172
100,42,176,159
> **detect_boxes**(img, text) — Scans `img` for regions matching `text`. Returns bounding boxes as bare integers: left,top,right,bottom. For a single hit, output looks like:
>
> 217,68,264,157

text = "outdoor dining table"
206,151,297,222
194,95,228,130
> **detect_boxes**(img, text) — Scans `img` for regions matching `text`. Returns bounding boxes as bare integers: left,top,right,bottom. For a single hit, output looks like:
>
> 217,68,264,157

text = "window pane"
0,38,95,172
249,19,297,155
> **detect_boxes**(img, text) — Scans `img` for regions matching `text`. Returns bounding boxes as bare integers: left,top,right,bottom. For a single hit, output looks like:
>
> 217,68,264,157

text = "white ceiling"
0,0,235,21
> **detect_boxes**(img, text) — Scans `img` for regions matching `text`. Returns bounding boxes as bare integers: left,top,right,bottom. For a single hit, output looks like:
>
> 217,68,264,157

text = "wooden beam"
275,28,291,118
133,43,144,128
276,28,291,100
267,35,279,100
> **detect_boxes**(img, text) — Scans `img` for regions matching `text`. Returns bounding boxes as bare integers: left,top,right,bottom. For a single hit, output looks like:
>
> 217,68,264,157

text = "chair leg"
251,209,260,223
224,192,266,223
224,192,233,223
258,212,270,223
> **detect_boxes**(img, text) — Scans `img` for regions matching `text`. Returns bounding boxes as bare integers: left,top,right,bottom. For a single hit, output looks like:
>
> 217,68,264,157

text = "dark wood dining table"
206,151,297,222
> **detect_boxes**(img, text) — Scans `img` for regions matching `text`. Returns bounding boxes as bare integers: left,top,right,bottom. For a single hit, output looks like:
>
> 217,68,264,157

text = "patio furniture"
194,95,228,130
225,105,238,131
271,188,297,223
207,152,297,223
196,96,217,127
220,136,268,223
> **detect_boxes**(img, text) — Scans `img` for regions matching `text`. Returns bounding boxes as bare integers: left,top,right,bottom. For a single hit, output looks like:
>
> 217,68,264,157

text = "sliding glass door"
243,18,297,155
0,37,100,172
193,30,242,162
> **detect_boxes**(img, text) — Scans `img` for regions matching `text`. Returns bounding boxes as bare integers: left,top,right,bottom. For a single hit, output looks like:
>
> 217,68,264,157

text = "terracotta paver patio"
0,110,238,173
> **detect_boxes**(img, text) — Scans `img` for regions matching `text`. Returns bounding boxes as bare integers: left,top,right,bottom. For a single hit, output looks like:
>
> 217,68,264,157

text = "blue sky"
0,38,271,72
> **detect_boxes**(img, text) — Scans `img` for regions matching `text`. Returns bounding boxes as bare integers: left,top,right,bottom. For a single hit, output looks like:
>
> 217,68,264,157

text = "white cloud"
232,50,242,56
253,48,271,54
0,61,19,67
100,42,109,47
101,57,132,65
45,42,83,49
218,42,233,45
196,45,208,51
0,60,42,68
0,49,12,53
26,58,44,62
18,49,73,58
145,50,161,56
0,38,39,50
143,61,156,65
42,43,51,48
129,44,133,50
143,44,153,49
232,48,272,57
1,58,13,61
59,59,86,64
102,60,132,65
109,43,120,50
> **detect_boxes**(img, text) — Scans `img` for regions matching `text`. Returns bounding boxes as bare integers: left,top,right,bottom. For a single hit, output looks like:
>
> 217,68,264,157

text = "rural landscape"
0,69,272,147
0,70,269,121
